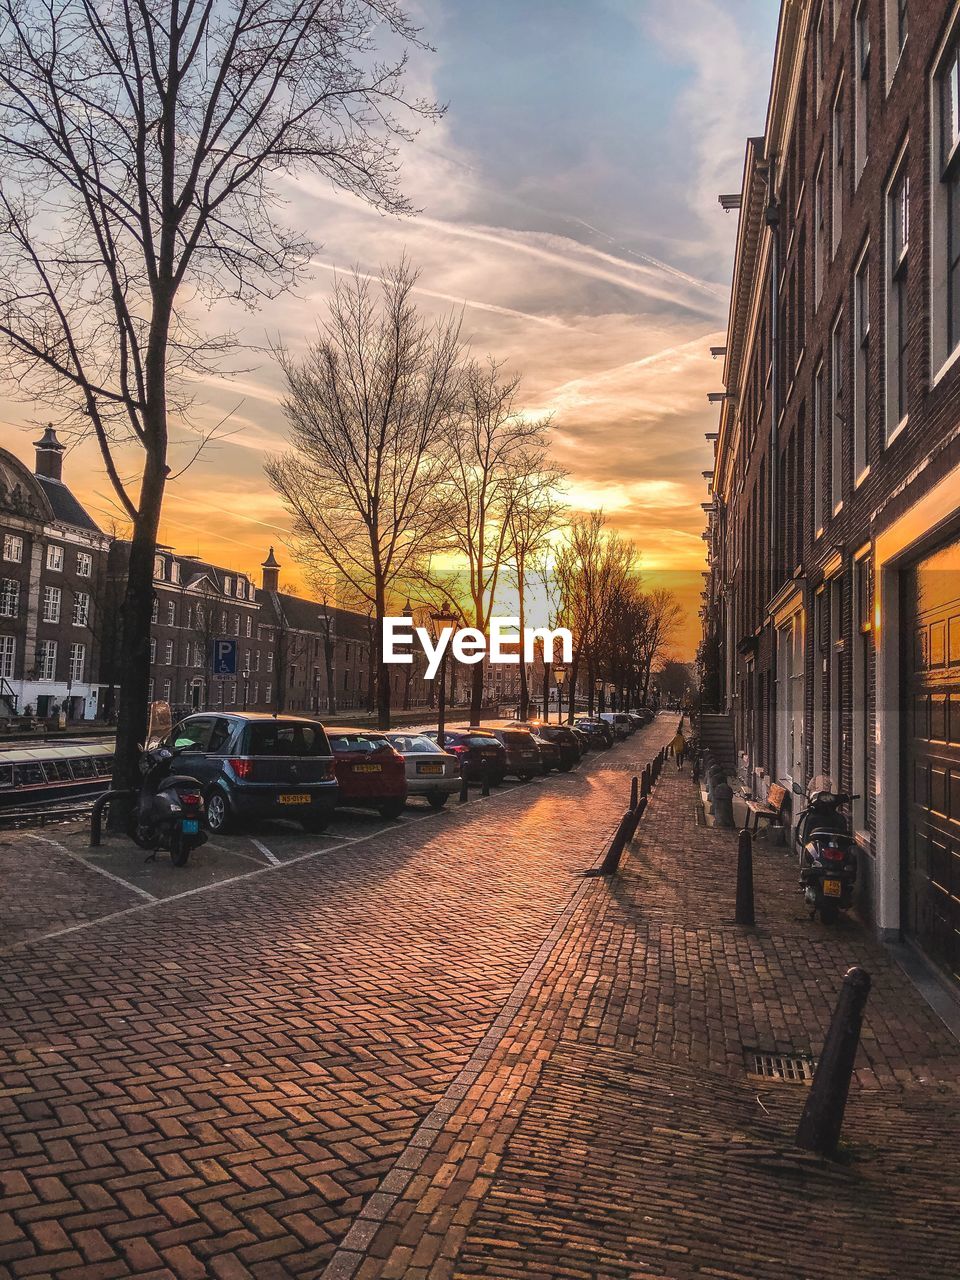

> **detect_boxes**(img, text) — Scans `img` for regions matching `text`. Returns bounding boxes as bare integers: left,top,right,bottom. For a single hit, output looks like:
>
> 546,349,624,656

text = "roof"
34,476,102,534
259,590,371,640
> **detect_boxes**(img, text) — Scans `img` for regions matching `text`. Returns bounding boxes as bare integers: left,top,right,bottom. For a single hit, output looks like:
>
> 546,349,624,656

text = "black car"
433,729,507,784
488,727,543,780
574,718,614,748
514,722,580,771
165,713,338,834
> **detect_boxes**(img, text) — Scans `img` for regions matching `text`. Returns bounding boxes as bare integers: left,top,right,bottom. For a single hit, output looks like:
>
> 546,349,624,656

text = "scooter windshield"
807,773,836,799
145,700,173,750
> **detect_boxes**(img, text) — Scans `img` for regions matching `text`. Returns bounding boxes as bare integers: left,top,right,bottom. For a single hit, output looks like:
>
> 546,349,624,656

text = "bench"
743,782,788,834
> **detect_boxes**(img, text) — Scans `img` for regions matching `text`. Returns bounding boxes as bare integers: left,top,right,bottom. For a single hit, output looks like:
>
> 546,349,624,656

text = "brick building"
704,0,960,982
0,428,110,720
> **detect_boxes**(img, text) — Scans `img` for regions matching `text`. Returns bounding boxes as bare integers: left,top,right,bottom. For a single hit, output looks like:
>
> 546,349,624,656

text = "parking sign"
212,638,237,676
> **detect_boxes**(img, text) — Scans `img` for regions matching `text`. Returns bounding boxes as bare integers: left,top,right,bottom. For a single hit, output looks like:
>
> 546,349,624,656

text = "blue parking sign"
212,638,237,675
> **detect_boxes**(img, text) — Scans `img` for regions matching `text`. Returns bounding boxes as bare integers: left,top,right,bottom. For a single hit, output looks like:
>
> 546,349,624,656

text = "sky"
0,0,778,659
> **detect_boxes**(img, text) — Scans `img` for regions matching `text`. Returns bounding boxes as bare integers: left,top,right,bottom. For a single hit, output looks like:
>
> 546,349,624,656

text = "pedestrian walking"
671,724,687,771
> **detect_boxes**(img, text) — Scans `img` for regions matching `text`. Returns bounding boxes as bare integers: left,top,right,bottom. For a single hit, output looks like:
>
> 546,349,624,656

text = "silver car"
385,732,462,809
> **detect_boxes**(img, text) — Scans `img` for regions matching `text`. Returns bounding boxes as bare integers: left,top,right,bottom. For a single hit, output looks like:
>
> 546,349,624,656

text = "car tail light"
822,845,845,862
229,757,253,779
181,793,202,808
449,743,467,753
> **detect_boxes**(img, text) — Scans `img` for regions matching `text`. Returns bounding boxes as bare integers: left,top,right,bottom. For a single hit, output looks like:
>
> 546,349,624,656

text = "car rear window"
329,733,391,754
466,735,500,747
389,734,443,754
500,730,534,745
245,722,330,756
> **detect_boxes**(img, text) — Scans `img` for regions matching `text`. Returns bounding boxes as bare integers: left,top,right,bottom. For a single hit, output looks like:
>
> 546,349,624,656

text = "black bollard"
630,775,639,811
459,776,469,804
626,794,647,839
640,766,650,799
481,769,491,797
796,966,872,1157
90,788,135,847
734,827,755,925
713,783,735,829
600,809,634,875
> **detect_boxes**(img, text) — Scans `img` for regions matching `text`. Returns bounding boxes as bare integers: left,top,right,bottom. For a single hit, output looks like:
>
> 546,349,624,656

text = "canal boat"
0,742,115,810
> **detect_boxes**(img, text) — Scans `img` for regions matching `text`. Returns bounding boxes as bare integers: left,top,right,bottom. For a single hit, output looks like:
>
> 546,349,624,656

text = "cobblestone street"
2,717,959,1279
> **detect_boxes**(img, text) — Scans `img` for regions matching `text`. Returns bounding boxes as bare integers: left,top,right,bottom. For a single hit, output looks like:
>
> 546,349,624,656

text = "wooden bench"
744,782,788,834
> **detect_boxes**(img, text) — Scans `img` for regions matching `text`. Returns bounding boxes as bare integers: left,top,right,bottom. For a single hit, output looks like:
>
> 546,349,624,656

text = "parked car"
488,726,543,780
517,722,581,771
569,726,590,755
164,712,338,835
574,718,613,748
327,729,408,818
530,732,562,772
385,732,461,809
600,712,633,740
433,728,507,785
626,711,648,730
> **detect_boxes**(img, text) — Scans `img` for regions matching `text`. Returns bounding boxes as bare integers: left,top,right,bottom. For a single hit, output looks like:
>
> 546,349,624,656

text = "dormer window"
236,578,245,598
224,575,232,596
154,555,164,580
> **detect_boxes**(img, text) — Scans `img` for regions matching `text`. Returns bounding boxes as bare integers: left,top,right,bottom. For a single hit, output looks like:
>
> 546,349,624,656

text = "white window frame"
37,639,57,681
853,243,871,483
814,157,826,306
68,641,85,683
2,534,23,564
813,361,826,537
162,678,172,702
831,79,845,258
830,310,845,515
46,543,63,572
931,10,960,381
42,584,61,623
885,146,910,441
0,578,19,619
224,575,232,597
72,591,90,627
149,637,157,663
76,551,92,577
164,639,174,665
854,1,870,183
885,0,907,91
154,555,165,580
0,635,15,678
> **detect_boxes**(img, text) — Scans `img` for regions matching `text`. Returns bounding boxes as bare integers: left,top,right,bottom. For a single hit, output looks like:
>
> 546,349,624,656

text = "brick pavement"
0,718,674,1279
321,763,960,1280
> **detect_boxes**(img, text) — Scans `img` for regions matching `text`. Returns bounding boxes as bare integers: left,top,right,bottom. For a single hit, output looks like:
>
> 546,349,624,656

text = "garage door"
903,537,960,984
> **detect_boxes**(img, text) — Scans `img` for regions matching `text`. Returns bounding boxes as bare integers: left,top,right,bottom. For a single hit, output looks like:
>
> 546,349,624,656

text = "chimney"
34,424,65,481
261,546,281,593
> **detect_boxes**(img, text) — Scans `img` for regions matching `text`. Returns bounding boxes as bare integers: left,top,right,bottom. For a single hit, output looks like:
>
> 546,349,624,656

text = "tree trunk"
567,650,581,723
586,657,595,716
375,587,390,729
470,661,483,726
542,661,549,722
323,630,336,715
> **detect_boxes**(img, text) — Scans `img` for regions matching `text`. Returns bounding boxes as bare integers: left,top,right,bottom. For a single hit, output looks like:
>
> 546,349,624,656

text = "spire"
33,424,65,481
261,545,281,592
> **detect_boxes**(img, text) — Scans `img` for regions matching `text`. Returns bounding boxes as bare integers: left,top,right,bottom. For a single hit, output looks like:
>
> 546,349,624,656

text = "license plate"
354,764,381,774
418,763,443,775
182,818,199,834
823,879,842,897
279,793,311,805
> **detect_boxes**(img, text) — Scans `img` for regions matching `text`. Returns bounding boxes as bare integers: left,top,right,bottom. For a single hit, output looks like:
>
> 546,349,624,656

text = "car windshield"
329,733,391,754
499,730,534,745
245,722,330,756
388,734,443,755
466,735,499,747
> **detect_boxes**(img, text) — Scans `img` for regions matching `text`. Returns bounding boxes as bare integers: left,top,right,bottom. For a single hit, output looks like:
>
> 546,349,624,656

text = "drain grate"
748,1051,817,1084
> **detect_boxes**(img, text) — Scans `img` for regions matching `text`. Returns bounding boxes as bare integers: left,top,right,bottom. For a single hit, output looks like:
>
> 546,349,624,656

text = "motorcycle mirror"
792,781,804,795
136,742,144,753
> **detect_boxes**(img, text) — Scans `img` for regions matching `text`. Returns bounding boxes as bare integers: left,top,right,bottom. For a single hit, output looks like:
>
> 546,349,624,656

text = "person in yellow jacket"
670,724,687,770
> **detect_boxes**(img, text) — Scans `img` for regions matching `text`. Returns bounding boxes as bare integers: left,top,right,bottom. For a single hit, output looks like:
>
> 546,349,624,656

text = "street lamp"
430,600,456,746
595,677,605,715
554,664,567,725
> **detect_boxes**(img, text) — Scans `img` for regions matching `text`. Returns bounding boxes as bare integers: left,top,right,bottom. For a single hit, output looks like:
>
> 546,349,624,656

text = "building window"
162,678,171,702
194,643,203,667
2,534,23,563
254,650,261,672
68,642,85,682
228,682,237,705
245,616,252,638
243,649,251,674
171,561,180,585
72,591,90,626
813,362,825,535
0,635,14,678
46,544,63,572
166,600,176,626
267,652,274,673
831,82,845,256
933,30,960,370
233,614,240,637
814,159,825,306
150,637,157,663
154,555,164,580
264,682,271,704
830,311,844,513
224,575,232,596
0,578,19,618
147,678,154,702
886,159,910,435
236,578,245,599
854,249,870,479
854,3,870,182
151,597,158,623
42,584,61,623
76,551,92,577
852,552,873,835
164,640,174,665
251,681,258,704
36,639,57,680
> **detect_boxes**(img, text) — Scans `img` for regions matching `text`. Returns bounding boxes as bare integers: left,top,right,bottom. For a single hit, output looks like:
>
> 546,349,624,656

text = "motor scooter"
127,740,207,867
793,776,858,924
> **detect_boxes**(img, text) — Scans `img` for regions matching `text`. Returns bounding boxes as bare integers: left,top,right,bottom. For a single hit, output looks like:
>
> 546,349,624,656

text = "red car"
326,729,408,818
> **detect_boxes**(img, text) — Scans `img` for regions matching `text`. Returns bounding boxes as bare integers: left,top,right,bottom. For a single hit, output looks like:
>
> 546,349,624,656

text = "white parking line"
249,837,281,866
30,834,158,902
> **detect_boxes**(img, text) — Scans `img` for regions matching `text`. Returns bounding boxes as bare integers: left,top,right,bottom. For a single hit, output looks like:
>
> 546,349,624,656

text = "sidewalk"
323,764,960,1280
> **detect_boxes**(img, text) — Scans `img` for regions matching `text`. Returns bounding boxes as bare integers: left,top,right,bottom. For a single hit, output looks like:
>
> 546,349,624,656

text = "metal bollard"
640,766,650,799
630,775,639,811
713,782,735,829
796,966,872,1157
626,794,647,840
459,776,469,804
90,788,135,847
734,827,755,924
600,809,634,875
481,770,491,797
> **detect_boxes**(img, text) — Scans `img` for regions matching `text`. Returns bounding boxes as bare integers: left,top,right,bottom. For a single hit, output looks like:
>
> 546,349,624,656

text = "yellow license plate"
418,763,443,774
280,793,311,805
354,763,381,773
823,879,842,897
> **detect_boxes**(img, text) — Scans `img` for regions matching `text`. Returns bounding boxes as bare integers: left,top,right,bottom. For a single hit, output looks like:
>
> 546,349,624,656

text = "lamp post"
596,677,606,715
430,600,456,746
555,664,567,725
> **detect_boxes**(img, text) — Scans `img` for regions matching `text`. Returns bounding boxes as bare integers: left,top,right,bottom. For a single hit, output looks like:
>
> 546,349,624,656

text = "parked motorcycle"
793,775,858,924
127,741,207,867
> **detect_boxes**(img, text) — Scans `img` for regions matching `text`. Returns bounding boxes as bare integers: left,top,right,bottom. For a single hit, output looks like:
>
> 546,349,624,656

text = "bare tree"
442,359,550,724
0,0,439,795
505,459,565,720
267,263,462,728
